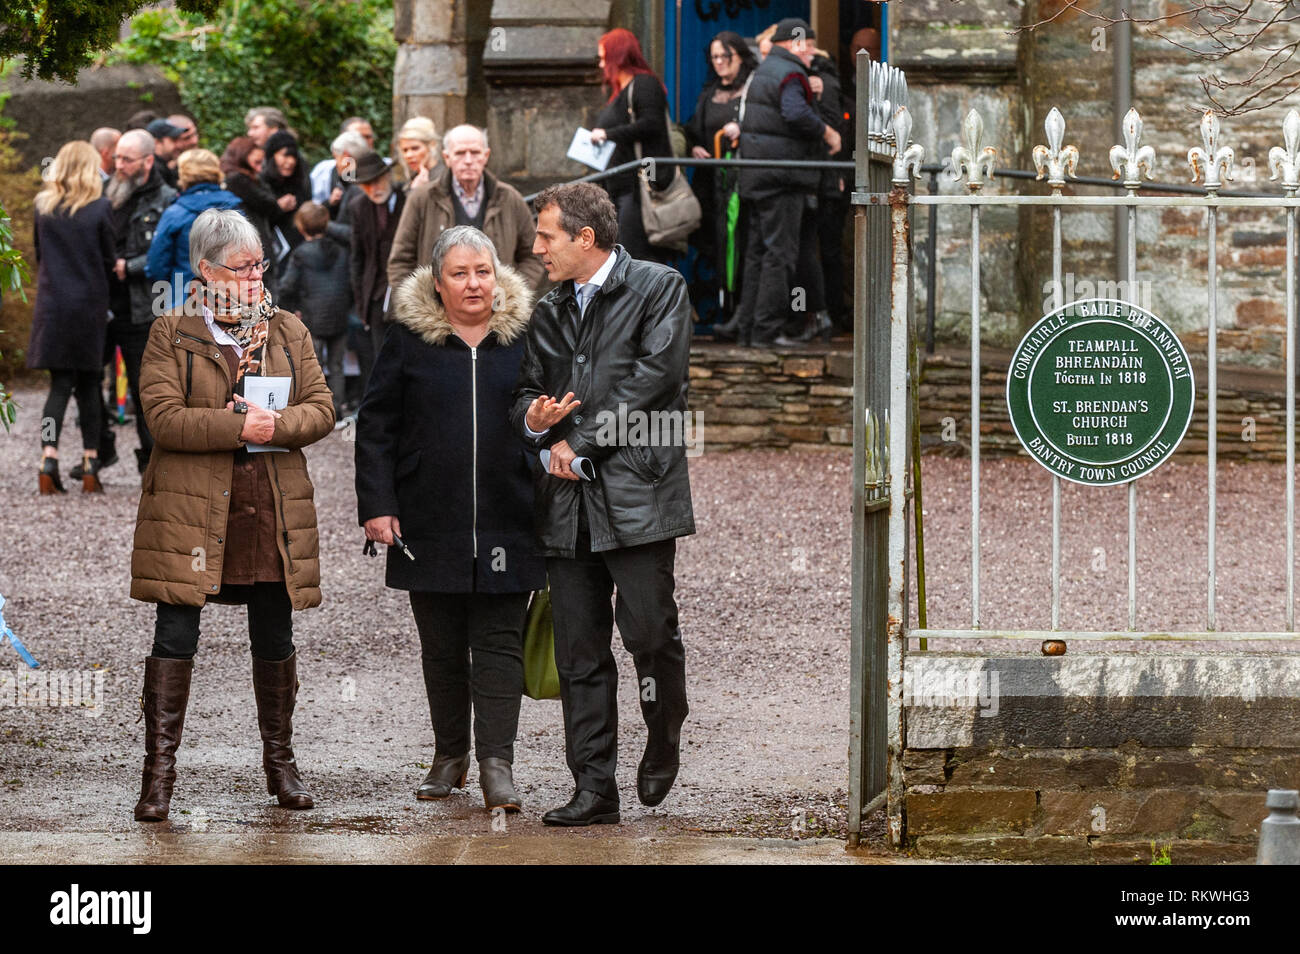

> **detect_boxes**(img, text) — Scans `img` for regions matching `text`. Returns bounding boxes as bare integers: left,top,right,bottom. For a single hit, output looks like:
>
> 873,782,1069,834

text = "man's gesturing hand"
525,391,581,433
547,439,580,480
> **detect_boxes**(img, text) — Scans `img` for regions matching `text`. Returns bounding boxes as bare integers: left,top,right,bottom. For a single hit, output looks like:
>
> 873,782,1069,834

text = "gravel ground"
4,385,1280,858
914,456,1300,652
0,387,879,853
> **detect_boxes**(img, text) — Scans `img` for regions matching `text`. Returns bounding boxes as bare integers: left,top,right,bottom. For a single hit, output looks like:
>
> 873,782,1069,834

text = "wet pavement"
0,388,895,863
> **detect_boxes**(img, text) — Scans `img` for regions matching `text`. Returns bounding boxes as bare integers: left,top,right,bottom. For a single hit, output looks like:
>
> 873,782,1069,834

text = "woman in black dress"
588,28,673,264
27,140,116,494
684,31,757,326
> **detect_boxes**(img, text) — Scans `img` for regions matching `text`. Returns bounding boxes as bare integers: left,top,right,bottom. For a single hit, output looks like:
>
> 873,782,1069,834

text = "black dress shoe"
416,752,470,800
637,758,679,807
711,317,742,341
638,734,681,807
542,789,620,827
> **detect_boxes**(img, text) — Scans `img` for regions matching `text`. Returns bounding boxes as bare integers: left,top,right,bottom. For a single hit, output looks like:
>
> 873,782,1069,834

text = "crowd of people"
17,17,864,825
599,18,869,346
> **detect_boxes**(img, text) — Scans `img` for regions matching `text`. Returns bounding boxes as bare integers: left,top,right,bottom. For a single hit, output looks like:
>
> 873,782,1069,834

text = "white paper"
242,375,291,453
566,128,616,171
540,448,595,481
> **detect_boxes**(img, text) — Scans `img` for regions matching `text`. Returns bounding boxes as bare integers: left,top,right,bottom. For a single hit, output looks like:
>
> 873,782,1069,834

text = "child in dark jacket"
279,201,353,422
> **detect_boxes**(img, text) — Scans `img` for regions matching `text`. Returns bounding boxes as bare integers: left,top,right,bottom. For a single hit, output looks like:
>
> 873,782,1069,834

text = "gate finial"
1032,107,1079,191
946,108,997,192
1109,108,1155,190
891,107,925,185
1269,109,1300,196
1188,110,1235,194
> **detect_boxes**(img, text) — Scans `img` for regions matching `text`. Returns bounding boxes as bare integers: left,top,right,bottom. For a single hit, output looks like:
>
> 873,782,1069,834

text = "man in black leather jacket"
103,128,177,472
510,182,694,826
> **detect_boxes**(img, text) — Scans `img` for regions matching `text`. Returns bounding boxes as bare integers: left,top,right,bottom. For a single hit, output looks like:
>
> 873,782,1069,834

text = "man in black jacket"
511,182,694,826
733,18,842,347
99,128,177,472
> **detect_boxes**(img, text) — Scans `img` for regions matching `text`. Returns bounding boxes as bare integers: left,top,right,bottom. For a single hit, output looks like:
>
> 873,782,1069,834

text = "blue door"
664,0,811,122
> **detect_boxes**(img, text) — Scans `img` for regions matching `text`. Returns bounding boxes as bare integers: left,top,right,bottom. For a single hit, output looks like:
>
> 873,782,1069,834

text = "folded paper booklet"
241,375,291,453
540,448,596,481
567,128,616,171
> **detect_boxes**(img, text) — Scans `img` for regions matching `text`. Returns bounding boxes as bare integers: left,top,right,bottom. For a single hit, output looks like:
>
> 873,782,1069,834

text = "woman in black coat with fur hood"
354,225,544,815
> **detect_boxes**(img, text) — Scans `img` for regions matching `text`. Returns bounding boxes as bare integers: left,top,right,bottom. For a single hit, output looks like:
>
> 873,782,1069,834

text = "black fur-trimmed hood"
389,261,532,346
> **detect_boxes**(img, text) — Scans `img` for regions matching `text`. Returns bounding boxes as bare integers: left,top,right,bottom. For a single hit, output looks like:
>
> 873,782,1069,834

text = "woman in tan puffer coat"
129,207,335,822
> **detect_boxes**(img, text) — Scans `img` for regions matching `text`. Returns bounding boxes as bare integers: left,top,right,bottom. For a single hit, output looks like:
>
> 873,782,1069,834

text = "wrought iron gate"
847,52,1300,847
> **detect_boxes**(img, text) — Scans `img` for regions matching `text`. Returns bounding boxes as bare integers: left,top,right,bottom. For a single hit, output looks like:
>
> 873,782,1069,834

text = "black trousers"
152,583,295,661
41,369,101,452
354,299,387,406
739,191,806,343
312,330,347,418
546,526,688,801
817,193,850,328
408,590,530,762
102,315,153,454
613,189,669,265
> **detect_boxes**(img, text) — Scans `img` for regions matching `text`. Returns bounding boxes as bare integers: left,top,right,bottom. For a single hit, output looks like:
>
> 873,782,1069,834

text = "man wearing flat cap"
735,17,842,347
346,149,407,404
146,117,187,190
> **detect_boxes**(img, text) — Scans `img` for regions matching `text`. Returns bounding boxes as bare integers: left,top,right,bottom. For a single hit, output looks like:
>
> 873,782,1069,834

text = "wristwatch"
233,400,249,415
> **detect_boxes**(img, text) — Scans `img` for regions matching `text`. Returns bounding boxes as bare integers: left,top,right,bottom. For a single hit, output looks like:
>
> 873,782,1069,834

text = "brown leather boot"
252,652,314,809
133,656,193,822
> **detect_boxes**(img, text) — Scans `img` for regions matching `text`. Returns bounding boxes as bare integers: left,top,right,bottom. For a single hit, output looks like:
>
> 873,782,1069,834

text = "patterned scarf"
207,284,277,388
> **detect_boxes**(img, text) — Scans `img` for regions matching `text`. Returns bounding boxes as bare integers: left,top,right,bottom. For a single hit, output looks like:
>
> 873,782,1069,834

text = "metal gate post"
848,53,913,848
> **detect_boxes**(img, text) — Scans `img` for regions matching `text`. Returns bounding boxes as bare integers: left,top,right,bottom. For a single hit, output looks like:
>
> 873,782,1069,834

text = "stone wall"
918,348,1293,462
0,64,184,171
896,0,1300,371
688,342,1292,461
902,653,1290,862
687,344,853,451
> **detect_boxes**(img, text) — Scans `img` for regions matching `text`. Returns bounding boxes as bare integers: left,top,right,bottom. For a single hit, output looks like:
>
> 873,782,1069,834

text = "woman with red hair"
588,28,674,264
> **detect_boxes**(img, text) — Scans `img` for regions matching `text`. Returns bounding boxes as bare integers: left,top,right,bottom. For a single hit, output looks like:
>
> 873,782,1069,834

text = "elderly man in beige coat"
387,124,544,290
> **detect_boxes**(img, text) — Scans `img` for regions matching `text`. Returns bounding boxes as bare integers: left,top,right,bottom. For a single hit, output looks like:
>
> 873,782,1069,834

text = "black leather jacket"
119,165,177,324
510,246,696,557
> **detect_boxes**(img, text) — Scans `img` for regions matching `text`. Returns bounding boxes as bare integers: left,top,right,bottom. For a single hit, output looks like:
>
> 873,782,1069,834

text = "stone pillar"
482,0,612,195
394,0,487,140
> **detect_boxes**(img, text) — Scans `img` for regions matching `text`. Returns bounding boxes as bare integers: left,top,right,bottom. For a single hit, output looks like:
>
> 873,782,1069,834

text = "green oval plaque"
1006,298,1194,486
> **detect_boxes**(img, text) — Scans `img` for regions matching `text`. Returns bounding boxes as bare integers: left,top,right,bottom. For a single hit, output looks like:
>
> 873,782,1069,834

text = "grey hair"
430,225,501,283
441,124,488,153
190,208,262,278
244,106,288,130
331,130,368,157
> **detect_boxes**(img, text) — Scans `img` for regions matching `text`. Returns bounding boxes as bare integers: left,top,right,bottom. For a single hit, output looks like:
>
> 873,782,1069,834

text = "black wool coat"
27,196,116,371
354,263,545,594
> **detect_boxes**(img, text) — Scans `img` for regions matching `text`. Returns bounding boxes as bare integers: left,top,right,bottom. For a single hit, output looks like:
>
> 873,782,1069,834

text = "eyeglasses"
216,259,270,278
114,154,145,165
710,52,735,63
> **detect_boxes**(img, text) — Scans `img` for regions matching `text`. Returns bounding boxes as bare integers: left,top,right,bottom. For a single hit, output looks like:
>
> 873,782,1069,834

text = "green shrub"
111,0,396,162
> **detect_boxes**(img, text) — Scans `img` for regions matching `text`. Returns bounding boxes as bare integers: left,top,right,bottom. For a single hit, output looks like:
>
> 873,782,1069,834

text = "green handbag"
522,587,561,700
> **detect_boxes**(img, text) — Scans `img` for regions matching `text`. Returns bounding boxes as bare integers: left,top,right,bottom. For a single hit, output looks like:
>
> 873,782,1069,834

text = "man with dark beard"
94,128,177,474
